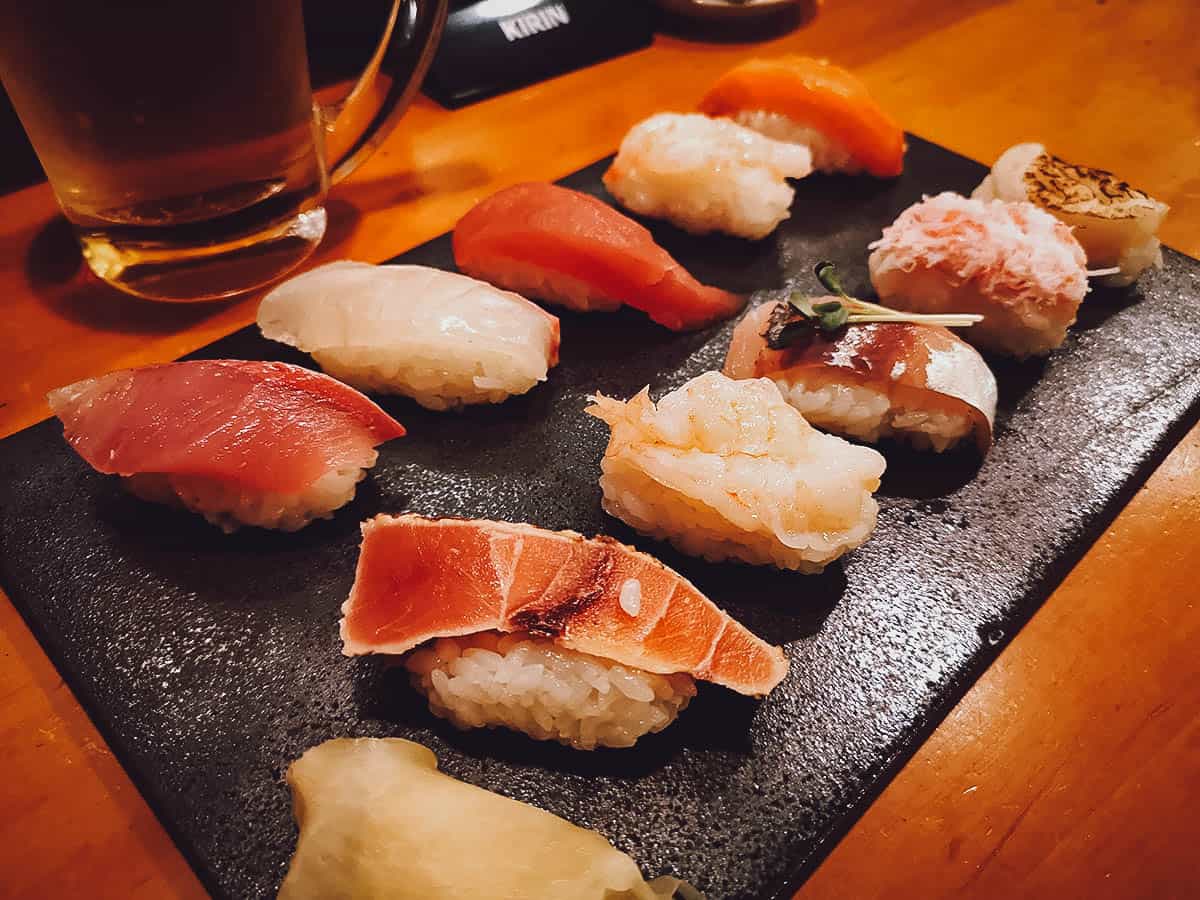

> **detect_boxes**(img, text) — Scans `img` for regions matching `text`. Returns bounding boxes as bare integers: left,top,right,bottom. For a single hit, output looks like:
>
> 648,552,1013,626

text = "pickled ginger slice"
972,142,1168,287
258,261,560,411
48,359,405,532
699,55,906,177
279,738,697,899
587,372,885,572
724,303,997,453
453,182,745,331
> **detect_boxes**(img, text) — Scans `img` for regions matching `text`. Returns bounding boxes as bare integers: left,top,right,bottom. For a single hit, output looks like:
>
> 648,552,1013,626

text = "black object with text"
424,0,654,107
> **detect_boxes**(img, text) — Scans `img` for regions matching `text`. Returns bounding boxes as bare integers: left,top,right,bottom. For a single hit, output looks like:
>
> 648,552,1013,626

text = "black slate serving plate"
3,137,1199,900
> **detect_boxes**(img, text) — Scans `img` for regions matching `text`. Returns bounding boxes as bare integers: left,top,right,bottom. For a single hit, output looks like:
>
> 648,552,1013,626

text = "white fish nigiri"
973,143,1168,287
868,192,1088,359
603,112,813,241
587,371,885,572
258,261,560,411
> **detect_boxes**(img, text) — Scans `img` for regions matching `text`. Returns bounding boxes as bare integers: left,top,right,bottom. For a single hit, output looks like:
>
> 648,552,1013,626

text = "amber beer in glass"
0,0,447,301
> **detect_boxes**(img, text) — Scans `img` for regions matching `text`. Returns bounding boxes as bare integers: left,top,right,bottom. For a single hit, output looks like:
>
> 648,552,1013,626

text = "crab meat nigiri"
453,182,744,331
341,514,788,749
699,55,906,177
725,302,998,453
973,142,1169,287
868,192,1088,358
48,360,405,532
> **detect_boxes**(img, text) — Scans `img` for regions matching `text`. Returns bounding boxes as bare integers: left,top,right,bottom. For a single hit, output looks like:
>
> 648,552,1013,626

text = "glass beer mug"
0,1,448,301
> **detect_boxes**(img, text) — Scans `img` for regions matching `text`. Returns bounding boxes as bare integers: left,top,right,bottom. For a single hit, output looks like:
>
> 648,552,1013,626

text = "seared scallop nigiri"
973,142,1168,287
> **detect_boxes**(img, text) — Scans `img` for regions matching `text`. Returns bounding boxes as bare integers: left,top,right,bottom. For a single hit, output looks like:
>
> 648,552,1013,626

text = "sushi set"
2,57,1199,899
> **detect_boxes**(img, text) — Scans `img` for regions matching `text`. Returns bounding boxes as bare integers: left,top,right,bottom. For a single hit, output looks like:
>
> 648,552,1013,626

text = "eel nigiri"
602,112,814,240
699,55,906,177
49,360,405,532
453,182,744,331
279,738,693,899
587,372,885,572
258,261,560,411
972,142,1169,286
868,192,1088,358
341,514,788,749
724,303,998,453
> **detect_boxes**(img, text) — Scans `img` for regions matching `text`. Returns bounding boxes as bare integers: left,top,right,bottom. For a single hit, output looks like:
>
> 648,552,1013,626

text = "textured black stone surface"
3,138,1199,900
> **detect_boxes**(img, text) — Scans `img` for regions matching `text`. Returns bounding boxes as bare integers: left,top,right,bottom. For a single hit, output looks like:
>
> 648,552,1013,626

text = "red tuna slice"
452,182,746,331
47,360,406,495
340,514,788,697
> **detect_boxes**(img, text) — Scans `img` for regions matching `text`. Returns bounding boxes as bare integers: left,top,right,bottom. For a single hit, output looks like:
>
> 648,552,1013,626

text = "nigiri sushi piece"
587,372,885,572
972,142,1169,287
48,360,405,532
258,261,560,411
699,55,906,177
868,192,1088,358
341,513,788,749
725,302,998,453
453,182,744,331
602,112,814,240
279,738,694,900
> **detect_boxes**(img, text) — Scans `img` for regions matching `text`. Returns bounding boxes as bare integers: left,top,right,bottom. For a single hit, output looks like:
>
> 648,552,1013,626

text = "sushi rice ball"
586,371,886,572
868,192,1088,358
602,112,814,241
973,142,1169,287
258,261,560,411
405,633,696,750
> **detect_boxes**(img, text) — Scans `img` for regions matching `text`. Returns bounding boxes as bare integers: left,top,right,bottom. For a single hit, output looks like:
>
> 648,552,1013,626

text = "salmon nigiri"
699,55,906,178
725,303,997,453
341,514,788,749
49,360,405,532
453,182,745,331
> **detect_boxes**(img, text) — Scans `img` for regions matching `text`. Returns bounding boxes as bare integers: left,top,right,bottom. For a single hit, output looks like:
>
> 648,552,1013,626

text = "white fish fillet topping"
258,261,559,410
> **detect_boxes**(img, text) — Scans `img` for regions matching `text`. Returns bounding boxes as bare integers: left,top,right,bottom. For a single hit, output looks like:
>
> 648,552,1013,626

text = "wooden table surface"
2,1,1198,897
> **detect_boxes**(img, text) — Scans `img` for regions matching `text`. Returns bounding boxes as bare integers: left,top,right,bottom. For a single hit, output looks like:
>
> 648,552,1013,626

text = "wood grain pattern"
1,0,1197,897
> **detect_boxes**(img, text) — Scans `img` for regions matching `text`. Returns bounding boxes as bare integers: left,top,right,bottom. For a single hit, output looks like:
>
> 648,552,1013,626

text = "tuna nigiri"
49,360,405,532
587,372,886,572
341,514,788,749
972,142,1169,287
699,56,906,178
258,261,560,411
453,182,745,331
603,112,814,240
868,192,1088,358
725,303,998,453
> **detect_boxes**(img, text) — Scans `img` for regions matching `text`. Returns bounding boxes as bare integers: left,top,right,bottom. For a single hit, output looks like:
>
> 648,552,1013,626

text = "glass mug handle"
320,0,450,185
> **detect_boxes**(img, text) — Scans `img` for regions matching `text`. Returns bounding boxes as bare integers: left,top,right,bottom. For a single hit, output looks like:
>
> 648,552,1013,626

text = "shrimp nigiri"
587,372,885,572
